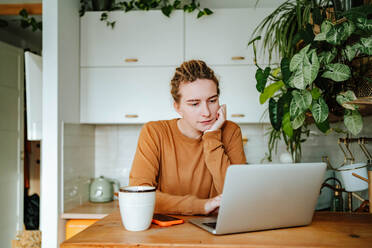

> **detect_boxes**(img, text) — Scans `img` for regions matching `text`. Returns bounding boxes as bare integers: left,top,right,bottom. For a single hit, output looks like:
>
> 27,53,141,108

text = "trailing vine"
19,9,42,31
80,0,213,29
0,9,42,32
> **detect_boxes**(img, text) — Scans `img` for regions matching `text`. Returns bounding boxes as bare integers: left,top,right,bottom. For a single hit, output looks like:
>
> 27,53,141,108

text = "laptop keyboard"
203,222,217,229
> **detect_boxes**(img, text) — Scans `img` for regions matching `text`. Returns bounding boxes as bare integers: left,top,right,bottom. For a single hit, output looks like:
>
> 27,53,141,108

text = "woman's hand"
204,104,226,133
204,194,222,214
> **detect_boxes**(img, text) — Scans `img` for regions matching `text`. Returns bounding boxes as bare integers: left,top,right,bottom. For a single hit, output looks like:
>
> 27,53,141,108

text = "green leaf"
314,20,333,41
289,69,307,90
204,8,213,15
300,44,311,55
321,63,351,82
342,21,356,40
100,13,108,21
290,90,312,119
303,50,319,85
360,37,372,55
355,17,372,32
336,90,358,110
19,8,28,18
315,118,331,133
269,98,282,131
321,20,332,33
326,25,342,45
311,87,322,100
173,0,181,8
247,36,261,46
259,80,285,104
344,109,363,135
197,10,204,18
311,97,329,123
289,53,303,72
282,112,293,138
255,68,270,93
319,47,337,65
161,5,173,17
289,45,310,72
280,57,291,87
314,32,326,41
343,45,358,61
291,113,305,130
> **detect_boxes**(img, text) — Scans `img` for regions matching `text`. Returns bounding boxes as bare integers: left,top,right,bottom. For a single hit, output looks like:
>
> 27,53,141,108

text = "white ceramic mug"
119,186,156,231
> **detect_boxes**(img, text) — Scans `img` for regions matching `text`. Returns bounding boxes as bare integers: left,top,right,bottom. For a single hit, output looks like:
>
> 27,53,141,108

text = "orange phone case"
152,217,184,227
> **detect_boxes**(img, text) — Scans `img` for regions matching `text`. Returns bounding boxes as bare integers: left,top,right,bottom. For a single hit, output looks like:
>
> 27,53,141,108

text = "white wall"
41,0,79,247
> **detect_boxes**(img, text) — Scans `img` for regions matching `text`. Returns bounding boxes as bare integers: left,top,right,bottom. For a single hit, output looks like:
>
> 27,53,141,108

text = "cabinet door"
212,65,269,123
81,11,184,67
185,8,278,65
80,67,179,123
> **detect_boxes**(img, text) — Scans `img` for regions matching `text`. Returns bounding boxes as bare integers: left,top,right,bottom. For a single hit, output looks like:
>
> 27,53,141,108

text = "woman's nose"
201,102,211,117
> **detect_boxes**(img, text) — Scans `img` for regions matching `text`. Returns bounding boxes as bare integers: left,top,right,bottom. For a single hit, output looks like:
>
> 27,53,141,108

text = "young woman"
129,60,247,215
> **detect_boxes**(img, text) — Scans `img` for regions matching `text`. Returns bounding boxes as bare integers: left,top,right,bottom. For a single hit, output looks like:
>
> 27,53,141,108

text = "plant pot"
92,0,114,11
338,163,369,192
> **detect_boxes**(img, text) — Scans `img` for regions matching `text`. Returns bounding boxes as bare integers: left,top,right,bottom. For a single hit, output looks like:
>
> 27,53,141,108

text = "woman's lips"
200,119,213,124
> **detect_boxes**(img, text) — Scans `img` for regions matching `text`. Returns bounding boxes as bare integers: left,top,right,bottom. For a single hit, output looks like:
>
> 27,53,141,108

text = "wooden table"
61,210,372,247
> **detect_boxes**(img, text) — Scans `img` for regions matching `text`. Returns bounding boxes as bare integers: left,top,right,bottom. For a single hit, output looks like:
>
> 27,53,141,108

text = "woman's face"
174,79,220,133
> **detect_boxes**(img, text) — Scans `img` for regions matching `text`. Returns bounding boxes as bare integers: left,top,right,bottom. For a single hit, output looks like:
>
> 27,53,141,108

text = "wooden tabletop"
61,210,372,247
61,200,119,219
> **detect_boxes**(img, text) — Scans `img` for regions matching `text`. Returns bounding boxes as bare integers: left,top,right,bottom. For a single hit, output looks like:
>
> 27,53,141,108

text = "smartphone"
152,214,184,227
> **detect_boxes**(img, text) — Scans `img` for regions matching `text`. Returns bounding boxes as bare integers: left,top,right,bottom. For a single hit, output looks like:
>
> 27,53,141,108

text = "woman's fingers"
204,194,222,214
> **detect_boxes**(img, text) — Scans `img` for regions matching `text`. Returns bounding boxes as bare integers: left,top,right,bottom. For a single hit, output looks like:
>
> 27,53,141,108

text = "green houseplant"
250,4,372,162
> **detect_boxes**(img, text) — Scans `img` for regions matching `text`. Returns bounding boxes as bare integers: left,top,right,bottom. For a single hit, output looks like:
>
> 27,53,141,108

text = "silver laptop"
189,163,326,235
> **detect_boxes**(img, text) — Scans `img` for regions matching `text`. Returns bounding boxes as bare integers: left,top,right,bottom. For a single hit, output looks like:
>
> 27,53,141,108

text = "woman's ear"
173,101,183,117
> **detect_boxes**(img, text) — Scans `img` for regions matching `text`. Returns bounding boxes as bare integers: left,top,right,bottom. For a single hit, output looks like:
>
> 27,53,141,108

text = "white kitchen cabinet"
212,65,269,123
185,8,278,65
80,67,179,123
80,10,184,67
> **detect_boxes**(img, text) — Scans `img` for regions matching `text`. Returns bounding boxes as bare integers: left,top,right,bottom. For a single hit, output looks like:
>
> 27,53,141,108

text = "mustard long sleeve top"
129,118,247,215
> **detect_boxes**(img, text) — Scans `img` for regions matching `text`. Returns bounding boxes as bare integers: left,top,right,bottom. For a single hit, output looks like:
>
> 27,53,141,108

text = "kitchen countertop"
61,200,119,219
61,210,372,247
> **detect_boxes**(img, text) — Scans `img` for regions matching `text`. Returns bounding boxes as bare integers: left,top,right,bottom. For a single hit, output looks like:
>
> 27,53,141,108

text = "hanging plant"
80,0,213,29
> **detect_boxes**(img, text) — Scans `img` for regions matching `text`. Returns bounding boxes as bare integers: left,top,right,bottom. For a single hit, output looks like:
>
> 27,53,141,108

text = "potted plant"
250,4,372,162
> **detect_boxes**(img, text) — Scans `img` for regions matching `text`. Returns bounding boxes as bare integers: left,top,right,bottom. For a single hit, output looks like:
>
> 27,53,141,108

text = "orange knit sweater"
129,118,247,215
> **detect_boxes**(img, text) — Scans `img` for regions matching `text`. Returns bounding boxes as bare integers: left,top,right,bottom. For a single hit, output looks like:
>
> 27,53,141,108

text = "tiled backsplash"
63,123,95,211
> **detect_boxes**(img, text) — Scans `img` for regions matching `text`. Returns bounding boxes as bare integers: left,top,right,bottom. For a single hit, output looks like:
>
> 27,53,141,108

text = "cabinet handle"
231,56,245,61
125,58,138,63
231,114,245,118
125,114,138,118
242,136,248,145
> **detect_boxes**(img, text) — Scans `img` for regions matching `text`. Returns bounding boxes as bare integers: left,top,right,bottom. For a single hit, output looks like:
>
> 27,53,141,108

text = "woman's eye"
191,103,199,107
210,99,217,103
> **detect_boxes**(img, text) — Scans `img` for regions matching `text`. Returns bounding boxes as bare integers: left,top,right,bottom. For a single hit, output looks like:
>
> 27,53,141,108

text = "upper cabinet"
80,11,184,67
212,65,269,123
79,9,273,124
81,67,178,123
185,8,277,65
